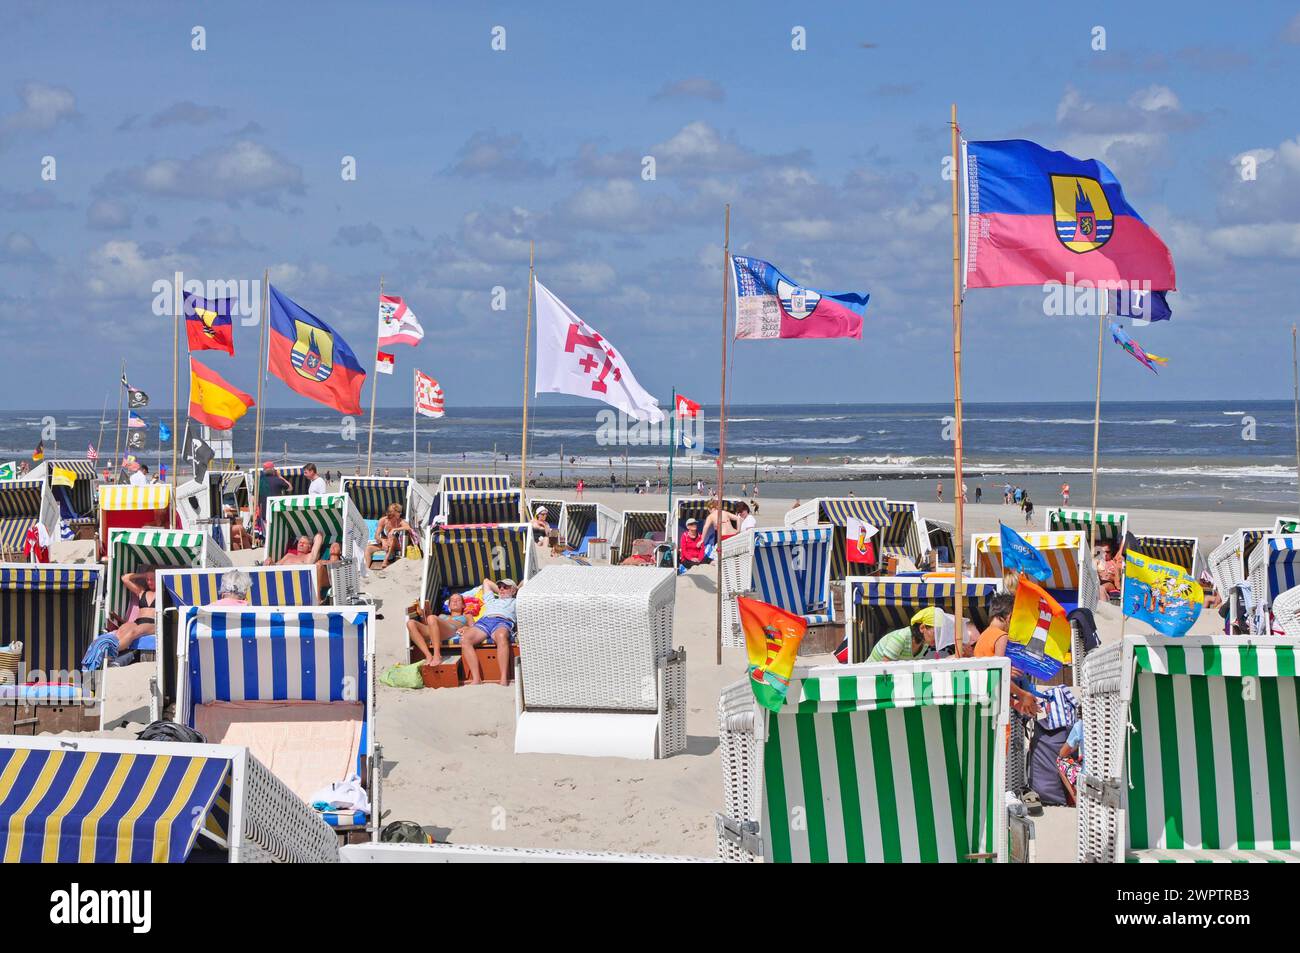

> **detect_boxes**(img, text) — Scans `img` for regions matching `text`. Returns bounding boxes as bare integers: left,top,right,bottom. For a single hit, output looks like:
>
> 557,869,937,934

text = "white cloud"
86,199,132,231
102,140,304,203
0,82,78,147
85,240,189,298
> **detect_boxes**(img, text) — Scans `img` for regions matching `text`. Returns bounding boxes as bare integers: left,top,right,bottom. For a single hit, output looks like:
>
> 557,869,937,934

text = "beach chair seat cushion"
321,809,368,828
0,683,82,701
1127,847,1300,863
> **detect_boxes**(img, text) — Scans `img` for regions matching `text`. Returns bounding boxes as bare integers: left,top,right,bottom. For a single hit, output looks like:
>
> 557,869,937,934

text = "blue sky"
2,0,1299,414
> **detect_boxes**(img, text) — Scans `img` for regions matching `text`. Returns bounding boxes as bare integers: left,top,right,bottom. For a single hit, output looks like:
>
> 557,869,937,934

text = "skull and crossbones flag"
183,423,216,479
533,277,664,423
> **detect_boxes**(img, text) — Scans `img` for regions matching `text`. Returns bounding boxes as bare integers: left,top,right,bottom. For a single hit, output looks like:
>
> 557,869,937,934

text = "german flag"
188,358,255,430
32,440,44,462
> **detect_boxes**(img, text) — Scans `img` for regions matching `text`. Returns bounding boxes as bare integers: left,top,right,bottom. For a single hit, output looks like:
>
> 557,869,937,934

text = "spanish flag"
188,358,255,430
737,596,806,712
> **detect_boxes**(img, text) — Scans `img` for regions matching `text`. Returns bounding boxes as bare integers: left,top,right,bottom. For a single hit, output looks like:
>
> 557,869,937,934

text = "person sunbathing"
110,569,159,652
364,503,414,569
277,531,325,566
678,517,707,569
457,578,518,686
529,506,551,541
407,592,472,666
316,541,342,600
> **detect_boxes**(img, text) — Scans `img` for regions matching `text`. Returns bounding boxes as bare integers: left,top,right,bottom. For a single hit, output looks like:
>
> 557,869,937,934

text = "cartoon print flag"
1122,546,1203,637
737,596,806,712
732,256,867,340
1006,573,1072,680
1110,322,1168,374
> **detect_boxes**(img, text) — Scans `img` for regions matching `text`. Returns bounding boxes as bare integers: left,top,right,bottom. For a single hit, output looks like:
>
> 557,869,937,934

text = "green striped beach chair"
1045,507,1127,549
716,657,1025,863
1078,635,1300,863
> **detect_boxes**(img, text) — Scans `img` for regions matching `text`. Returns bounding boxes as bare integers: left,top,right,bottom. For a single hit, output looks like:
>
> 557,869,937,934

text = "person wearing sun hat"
866,606,940,662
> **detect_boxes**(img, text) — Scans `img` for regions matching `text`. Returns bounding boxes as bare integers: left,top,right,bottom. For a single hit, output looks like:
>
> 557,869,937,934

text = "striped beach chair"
673,496,745,566
177,606,379,837
785,497,929,579
441,488,523,526
1077,635,1300,863
1246,535,1300,633
151,565,319,722
0,734,338,862
340,474,434,527
971,530,1099,613
29,460,99,539
615,509,670,563
265,492,368,570
529,499,564,530
102,528,230,631
924,518,956,565
1131,534,1200,576
0,479,57,560
558,500,619,556
1045,507,1127,549
96,484,174,557
879,500,926,568
715,657,1017,862
721,528,833,648
420,523,536,609
843,576,1001,664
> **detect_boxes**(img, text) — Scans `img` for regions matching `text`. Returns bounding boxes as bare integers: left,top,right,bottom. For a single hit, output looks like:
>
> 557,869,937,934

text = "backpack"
380,820,433,844
137,721,207,744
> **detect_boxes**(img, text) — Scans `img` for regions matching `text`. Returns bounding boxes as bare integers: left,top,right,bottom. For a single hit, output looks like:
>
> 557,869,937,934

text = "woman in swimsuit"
365,503,416,569
111,569,158,652
406,592,471,665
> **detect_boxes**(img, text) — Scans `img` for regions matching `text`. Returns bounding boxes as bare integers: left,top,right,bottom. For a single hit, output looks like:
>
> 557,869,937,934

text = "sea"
6,400,1298,513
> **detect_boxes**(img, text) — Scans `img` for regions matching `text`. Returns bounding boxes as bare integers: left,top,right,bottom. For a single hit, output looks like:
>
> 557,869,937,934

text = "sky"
2,0,1299,414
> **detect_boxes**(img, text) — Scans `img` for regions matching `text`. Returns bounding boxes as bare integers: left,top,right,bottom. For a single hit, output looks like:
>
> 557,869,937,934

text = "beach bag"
1027,722,1072,806
405,543,422,561
380,820,432,844
137,721,207,744
380,662,425,689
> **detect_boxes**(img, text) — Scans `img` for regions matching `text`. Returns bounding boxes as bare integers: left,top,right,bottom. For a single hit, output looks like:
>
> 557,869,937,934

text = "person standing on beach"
1022,494,1034,525
975,485,982,504
576,478,584,499
1061,482,1070,504
936,482,943,502
305,463,327,495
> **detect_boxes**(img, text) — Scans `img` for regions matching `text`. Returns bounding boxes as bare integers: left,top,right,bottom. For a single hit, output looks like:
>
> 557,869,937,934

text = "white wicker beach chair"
514,566,685,760
720,527,834,649
1077,634,1300,863
0,734,339,862
716,656,1029,863
1272,584,1300,639
1246,535,1300,634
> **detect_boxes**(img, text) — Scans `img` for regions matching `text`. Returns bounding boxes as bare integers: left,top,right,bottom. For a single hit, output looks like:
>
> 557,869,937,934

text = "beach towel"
1037,685,1078,731
80,633,119,671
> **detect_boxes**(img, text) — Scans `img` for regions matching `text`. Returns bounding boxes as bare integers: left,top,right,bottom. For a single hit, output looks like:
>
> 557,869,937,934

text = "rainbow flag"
737,596,806,712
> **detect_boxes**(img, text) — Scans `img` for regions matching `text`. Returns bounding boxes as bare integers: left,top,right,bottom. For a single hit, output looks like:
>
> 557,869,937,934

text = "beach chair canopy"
440,474,510,495
0,743,231,863
265,492,356,563
271,465,312,497
97,484,174,555
722,658,1009,863
37,460,99,522
1046,507,1126,545
1116,637,1300,860
616,510,669,562
421,524,532,606
786,497,922,579
971,530,1098,612
1208,528,1271,596
340,475,411,521
560,501,618,553
879,501,925,566
0,564,101,678
1248,535,1300,606
105,528,222,620
925,519,955,561
0,480,48,555
441,488,522,526
529,499,564,530
847,577,1001,664
1131,534,1199,575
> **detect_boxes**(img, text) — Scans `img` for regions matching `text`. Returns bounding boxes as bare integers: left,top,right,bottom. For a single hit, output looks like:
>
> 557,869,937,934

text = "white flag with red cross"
533,277,665,423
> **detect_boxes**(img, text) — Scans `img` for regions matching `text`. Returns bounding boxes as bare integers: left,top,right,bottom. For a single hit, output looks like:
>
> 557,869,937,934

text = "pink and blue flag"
1110,322,1168,374
964,139,1176,291
731,256,866,340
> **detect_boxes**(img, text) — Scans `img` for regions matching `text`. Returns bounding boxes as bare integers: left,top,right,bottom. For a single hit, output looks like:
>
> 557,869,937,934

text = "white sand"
63,488,1242,861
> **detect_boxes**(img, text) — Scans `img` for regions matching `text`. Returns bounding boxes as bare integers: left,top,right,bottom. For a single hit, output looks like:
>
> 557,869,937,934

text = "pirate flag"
127,431,146,450
185,428,215,479
122,372,149,408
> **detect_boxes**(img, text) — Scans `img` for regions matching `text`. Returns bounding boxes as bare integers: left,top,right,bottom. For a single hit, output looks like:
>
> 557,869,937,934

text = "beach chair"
0,564,104,734
441,488,524,526
150,565,320,723
1045,507,1127,549
176,469,253,550
27,460,99,540
1077,634,1300,863
340,474,434,528
1130,533,1201,577
558,500,619,557
785,497,926,580
720,527,833,648
514,566,685,760
715,656,1024,862
177,605,380,839
0,478,58,561
878,500,928,570
0,734,338,862
843,575,1002,663
924,518,956,566
431,473,511,523
1273,516,1300,535
101,527,231,634
340,843,708,863
971,530,1099,614
97,484,175,558
264,492,368,572
614,509,670,564
1245,535,1300,634
673,496,745,567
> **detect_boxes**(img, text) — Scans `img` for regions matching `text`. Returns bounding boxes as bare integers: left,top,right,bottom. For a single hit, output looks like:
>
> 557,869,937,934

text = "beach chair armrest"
715,813,763,855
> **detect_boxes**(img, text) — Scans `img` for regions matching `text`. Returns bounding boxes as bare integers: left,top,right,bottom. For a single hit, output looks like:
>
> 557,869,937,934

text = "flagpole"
1292,325,1300,514
412,368,418,478
1089,299,1106,556
253,270,269,515
113,360,125,482
667,387,677,546
521,241,534,506
365,276,384,476
716,203,730,667
172,270,181,520
949,104,966,656
94,391,108,465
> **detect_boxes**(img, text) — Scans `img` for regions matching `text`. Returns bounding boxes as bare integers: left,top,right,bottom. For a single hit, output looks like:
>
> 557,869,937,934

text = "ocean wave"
796,416,848,422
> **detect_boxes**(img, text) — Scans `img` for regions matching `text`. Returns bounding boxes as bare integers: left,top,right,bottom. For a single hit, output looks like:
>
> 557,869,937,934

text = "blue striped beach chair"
558,500,619,556
340,474,434,527
440,488,523,526
30,460,99,538
1078,635,1300,863
716,657,1020,862
0,734,338,862
785,497,928,580
177,606,378,837
1247,535,1300,633
529,499,564,530
720,528,833,647
420,523,536,610
971,530,1099,613
102,528,230,635
1131,534,1200,576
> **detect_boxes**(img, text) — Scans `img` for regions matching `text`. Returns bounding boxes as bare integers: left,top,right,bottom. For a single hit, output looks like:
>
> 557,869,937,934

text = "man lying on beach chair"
457,578,518,686
277,531,325,566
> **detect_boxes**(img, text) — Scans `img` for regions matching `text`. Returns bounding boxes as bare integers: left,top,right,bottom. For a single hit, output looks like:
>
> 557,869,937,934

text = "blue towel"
80,633,119,671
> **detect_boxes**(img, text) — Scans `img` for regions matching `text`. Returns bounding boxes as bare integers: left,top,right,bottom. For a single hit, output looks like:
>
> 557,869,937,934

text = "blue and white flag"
1000,522,1052,582
159,421,172,443
1108,288,1171,326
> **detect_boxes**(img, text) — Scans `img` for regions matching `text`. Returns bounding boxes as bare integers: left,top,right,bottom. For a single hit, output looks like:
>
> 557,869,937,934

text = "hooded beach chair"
529,499,564,530
97,484,175,558
673,496,744,566
150,565,320,723
101,528,231,634
0,564,103,733
971,530,1099,614
1209,528,1271,632
420,523,536,611
0,479,58,561
715,656,1021,862
514,566,685,759
1130,534,1200,577
1077,634,1300,863
720,528,833,648
177,605,379,837
431,473,511,523
1245,535,1300,634
28,460,98,540
0,734,339,862
1045,507,1127,549
843,576,1002,664
878,500,927,569
924,518,956,566
785,497,914,580
176,470,253,550
340,474,434,527
441,488,524,526
558,500,619,557
615,509,670,564
264,492,368,572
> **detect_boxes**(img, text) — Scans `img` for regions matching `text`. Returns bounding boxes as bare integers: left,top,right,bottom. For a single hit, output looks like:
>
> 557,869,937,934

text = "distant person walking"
975,485,982,504
1022,494,1035,525
936,481,944,503
1061,482,1070,504
576,478,585,499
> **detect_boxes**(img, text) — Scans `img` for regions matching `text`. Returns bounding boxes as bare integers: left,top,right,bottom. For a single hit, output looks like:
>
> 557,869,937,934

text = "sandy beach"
69,485,1239,862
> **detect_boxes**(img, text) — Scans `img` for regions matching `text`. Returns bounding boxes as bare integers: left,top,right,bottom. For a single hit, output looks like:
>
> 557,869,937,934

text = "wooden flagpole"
521,241,534,500
113,360,125,481
252,271,270,527
412,367,418,478
172,271,181,515
1293,325,1299,514
716,204,730,666
949,105,966,656
1089,298,1106,556
365,276,384,476
94,392,108,464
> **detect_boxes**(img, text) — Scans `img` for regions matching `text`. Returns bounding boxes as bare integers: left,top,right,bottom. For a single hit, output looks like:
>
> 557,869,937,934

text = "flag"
732,256,867,340
1110,322,1167,374
128,410,146,428
52,466,76,488
127,431,146,450
1122,546,1203,637
675,394,701,417
376,351,395,375
189,357,255,430
267,285,366,416
159,421,171,443
1109,288,1171,326
998,522,1052,582
964,139,1176,291
377,294,424,347
533,277,665,423
845,515,877,565
415,371,444,418
737,596,806,712
32,441,43,462
122,373,149,408
0,462,15,481
160,463,168,480
183,291,236,355
184,428,215,479
1006,574,1073,680
87,444,98,462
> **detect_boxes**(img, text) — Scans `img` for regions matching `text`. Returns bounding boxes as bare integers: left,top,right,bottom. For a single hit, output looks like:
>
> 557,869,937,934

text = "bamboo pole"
172,271,181,519
1089,305,1106,556
1293,325,1299,515
113,360,125,482
365,276,384,476
253,271,269,519
521,242,534,501
667,387,677,542
716,204,731,666
94,392,108,467
949,105,966,656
